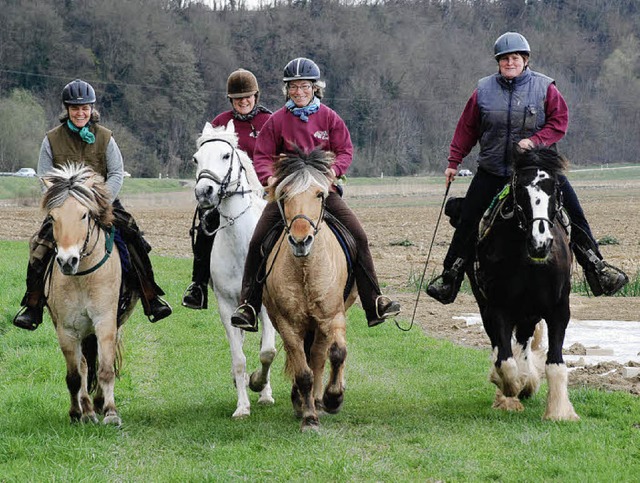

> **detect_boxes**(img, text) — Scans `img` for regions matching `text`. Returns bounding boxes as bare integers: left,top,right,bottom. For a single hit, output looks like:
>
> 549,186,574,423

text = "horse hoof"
258,394,275,405
81,413,99,424
232,407,250,419
249,371,267,393
103,414,122,427
492,394,524,412
301,416,320,432
323,392,344,414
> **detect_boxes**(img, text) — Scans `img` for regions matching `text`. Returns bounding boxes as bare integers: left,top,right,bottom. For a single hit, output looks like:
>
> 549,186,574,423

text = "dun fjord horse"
193,121,277,418
262,149,357,432
467,146,579,420
43,163,137,425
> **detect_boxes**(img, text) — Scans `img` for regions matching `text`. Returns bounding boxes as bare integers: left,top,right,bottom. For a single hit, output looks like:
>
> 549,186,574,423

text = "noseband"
510,166,561,232
277,192,326,238
195,138,252,205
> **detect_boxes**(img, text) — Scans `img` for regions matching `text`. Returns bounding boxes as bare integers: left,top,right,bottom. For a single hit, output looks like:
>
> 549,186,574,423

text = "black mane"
513,146,568,177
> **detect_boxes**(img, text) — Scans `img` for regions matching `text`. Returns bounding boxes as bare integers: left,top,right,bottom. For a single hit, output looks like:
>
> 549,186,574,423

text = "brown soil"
2,176,639,394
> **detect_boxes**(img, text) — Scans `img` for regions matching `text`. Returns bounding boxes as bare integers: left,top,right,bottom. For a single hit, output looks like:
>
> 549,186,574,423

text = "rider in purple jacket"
230,57,400,332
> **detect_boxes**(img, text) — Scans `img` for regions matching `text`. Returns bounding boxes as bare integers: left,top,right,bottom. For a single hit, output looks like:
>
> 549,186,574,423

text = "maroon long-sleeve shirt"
447,83,569,170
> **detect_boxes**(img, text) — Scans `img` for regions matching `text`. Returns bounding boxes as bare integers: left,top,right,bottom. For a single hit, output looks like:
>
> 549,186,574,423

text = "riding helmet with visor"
283,57,321,82
62,79,96,105
227,69,260,99
494,32,530,60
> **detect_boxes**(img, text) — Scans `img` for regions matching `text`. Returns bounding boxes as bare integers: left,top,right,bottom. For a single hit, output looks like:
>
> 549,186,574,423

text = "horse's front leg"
279,326,318,432
484,310,523,412
544,308,579,421
94,320,120,426
513,317,545,399
322,314,347,414
218,299,251,419
57,330,86,423
249,306,277,406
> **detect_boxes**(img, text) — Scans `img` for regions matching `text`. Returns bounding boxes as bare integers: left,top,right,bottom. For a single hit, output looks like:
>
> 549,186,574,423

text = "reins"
400,180,452,332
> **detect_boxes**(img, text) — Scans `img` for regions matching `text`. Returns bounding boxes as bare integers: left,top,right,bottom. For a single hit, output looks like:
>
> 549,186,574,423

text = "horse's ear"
203,122,215,136
41,177,52,189
226,119,235,132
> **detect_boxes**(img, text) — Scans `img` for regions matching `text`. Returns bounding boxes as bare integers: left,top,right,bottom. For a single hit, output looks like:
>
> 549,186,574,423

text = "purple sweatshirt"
212,110,271,160
253,103,353,185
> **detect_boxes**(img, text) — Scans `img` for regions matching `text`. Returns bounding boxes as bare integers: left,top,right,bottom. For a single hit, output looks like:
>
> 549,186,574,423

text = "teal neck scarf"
286,97,320,122
66,120,95,144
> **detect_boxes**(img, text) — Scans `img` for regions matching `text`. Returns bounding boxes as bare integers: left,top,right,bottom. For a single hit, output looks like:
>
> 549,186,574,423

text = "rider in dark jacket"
427,32,628,304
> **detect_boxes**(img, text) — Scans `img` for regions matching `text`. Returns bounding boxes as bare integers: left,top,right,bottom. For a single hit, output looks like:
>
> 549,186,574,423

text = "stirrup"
182,282,208,310
426,258,465,305
231,303,258,332
13,305,43,331
586,262,629,297
368,296,401,328
148,296,172,323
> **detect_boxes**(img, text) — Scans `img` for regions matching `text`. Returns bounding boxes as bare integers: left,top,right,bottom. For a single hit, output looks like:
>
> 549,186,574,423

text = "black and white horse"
468,146,579,420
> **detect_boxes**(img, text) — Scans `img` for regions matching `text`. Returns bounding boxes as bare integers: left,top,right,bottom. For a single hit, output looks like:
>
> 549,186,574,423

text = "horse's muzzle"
57,255,80,275
288,234,314,257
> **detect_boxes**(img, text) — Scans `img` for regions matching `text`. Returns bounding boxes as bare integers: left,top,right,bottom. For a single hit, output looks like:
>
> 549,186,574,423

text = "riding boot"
182,209,218,310
572,236,628,296
230,239,270,333
426,257,466,305
14,221,55,331
126,233,172,322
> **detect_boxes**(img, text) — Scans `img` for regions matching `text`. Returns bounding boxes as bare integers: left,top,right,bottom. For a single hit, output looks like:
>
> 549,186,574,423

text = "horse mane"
513,145,568,176
41,163,114,227
270,148,335,202
197,122,262,192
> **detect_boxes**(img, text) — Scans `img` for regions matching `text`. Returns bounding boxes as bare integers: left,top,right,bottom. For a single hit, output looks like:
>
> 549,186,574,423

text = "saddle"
260,213,357,302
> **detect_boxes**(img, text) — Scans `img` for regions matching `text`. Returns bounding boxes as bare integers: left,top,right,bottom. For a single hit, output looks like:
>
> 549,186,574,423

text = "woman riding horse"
426,32,628,304
13,79,172,331
230,57,400,332
182,69,272,310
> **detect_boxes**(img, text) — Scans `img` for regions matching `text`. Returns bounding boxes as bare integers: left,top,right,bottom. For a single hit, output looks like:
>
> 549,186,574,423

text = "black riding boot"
14,222,55,331
572,236,628,296
182,209,218,310
126,235,172,322
426,257,466,305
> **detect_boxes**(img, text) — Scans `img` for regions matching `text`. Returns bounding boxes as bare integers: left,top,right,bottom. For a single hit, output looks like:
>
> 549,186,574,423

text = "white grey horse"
193,121,277,418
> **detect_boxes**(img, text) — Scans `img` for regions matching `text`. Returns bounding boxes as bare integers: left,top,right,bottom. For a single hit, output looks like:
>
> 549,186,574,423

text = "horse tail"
82,334,99,393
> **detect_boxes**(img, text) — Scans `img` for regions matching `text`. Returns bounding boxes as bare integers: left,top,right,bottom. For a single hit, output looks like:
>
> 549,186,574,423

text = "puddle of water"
452,314,640,365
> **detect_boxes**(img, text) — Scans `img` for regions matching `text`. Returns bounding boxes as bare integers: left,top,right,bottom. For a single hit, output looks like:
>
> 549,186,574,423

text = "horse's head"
272,148,334,257
42,163,113,275
193,120,259,209
511,145,567,262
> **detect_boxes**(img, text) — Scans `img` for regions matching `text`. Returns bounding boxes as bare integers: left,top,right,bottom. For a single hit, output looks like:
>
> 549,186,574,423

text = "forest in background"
1,0,639,177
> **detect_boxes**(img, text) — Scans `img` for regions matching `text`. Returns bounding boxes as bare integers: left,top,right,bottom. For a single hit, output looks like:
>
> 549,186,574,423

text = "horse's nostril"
71,256,79,267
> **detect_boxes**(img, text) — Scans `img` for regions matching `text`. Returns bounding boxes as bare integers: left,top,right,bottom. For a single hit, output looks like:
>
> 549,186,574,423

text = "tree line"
1,0,639,177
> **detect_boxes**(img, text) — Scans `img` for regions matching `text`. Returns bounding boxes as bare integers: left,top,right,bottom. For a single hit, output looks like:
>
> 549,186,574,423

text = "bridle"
276,191,326,238
50,214,116,277
510,166,561,232
194,138,257,236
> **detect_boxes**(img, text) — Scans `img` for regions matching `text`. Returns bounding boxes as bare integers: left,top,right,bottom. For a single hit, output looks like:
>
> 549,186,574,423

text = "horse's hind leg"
323,318,347,414
249,308,277,406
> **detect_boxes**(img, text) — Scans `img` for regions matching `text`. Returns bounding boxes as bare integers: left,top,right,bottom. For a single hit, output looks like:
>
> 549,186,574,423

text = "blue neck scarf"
286,97,320,122
66,120,96,144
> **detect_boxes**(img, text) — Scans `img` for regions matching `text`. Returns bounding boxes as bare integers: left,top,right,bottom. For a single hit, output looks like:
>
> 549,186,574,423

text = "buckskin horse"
42,163,137,425
465,146,579,420
192,121,277,418
262,148,357,432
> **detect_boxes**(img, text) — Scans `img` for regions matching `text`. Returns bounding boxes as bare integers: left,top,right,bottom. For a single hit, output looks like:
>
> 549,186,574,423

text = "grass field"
1,241,639,481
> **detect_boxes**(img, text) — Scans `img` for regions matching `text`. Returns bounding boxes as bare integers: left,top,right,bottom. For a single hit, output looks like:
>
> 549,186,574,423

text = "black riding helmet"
62,79,96,105
283,57,321,82
494,32,530,60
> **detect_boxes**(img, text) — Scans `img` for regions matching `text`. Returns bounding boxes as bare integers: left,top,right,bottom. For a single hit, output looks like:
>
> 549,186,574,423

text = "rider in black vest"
13,79,172,330
427,32,628,304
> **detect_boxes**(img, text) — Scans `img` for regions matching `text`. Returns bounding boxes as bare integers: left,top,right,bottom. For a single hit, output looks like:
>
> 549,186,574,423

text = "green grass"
1,241,639,481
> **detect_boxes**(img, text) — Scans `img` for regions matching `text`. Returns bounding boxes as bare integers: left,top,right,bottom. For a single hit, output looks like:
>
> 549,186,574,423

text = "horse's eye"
192,157,198,165
81,213,88,220
223,153,231,160
316,192,324,199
